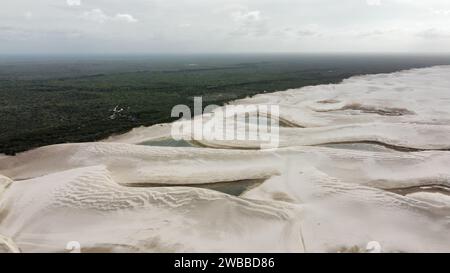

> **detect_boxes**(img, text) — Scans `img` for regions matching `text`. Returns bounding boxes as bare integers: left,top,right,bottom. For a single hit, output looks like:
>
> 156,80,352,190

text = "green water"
140,138,194,147
125,179,264,196
320,143,395,152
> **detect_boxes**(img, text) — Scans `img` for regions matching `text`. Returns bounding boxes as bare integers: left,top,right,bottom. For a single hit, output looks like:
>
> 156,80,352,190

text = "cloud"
297,30,316,36
178,23,192,28
67,0,81,7
24,11,33,20
114,14,138,23
0,27,40,41
230,9,269,36
2,0,450,53
296,24,321,37
366,0,382,6
356,29,393,38
232,10,261,23
430,9,450,16
416,28,450,39
82,9,109,23
82,9,138,24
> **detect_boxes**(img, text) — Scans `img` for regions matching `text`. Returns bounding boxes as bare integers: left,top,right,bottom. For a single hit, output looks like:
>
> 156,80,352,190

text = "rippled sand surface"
1,66,450,253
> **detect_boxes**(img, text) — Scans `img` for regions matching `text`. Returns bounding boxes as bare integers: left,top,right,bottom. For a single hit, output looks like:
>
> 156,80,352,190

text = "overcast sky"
1,0,450,54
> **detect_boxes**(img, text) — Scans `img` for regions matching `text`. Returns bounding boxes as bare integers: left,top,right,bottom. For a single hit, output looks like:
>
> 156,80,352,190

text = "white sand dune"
191,122,450,150
278,147,450,190
236,66,450,127
0,165,302,252
0,234,20,253
1,66,450,252
406,192,450,208
0,143,280,184
243,167,450,252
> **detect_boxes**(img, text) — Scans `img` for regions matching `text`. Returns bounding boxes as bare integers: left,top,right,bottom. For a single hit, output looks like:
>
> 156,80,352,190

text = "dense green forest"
1,54,450,155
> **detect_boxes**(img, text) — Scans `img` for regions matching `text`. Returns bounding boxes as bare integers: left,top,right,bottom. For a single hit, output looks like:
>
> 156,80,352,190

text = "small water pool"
140,138,195,148
123,179,265,196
